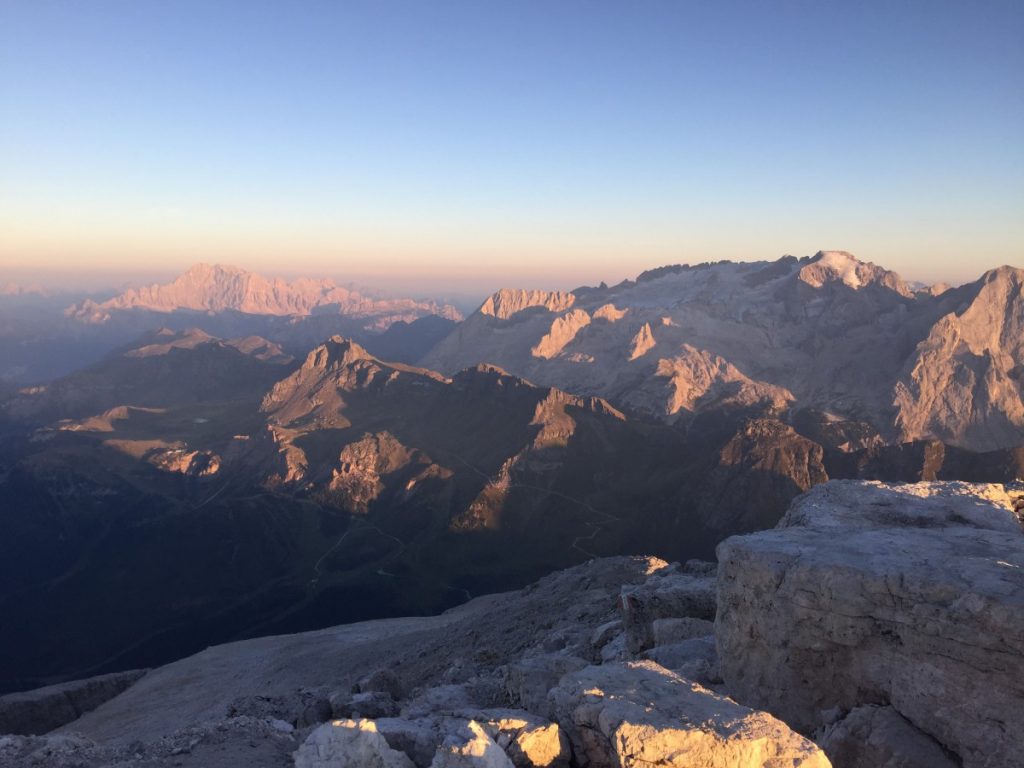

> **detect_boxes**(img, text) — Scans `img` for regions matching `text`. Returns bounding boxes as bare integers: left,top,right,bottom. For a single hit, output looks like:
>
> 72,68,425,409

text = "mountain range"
0,265,462,384
423,251,1024,452
66,263,462,326
0,250,1021,695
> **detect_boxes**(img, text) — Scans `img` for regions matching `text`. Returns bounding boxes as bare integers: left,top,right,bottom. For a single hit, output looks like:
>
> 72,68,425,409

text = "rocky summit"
422,252,1024,452
1,479,1021,767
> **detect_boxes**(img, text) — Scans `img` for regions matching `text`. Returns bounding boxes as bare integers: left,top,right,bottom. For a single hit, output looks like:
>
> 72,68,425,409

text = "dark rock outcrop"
0,670,146,736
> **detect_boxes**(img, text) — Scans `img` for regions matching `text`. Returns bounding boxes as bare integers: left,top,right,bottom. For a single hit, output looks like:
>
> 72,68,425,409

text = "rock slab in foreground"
716,480,1024,768
548,660,830,768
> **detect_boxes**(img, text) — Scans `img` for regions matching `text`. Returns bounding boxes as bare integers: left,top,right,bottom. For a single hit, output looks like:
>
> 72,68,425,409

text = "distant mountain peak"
798,250,912,295
66,264,462,325
479,288,576,320
305,336,375,370
422,252,1024,451
983,264,1024,283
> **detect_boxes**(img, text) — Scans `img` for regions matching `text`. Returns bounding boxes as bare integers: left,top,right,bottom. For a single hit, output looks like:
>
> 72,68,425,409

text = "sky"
1,0,1022,296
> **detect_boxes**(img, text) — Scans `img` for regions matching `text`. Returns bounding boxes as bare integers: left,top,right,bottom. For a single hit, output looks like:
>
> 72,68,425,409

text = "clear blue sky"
1,0,1021,293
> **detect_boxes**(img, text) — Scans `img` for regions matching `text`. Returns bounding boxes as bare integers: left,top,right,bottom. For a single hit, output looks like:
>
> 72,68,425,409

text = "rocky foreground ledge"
1,480,1022,768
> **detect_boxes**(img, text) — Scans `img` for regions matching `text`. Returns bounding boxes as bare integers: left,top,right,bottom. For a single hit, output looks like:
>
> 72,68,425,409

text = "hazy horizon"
2,1,1021,292
0,247,1015,303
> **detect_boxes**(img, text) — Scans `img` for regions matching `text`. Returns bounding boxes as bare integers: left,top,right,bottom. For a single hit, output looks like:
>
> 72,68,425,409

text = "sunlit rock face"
328,432,415,514
530,309,591,360
894,265,1024,451
623,345,794,421
547,661,830,768
422,253,1024,451
716,480,1024,768
294,719,415,768
67,263,462,324
479,289,576,320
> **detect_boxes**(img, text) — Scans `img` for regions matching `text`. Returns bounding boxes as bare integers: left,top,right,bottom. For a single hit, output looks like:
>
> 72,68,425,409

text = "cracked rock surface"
717,480,1024,768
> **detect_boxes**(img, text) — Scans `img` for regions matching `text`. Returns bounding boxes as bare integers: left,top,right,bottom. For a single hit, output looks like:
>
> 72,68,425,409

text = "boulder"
465,709,569,768
297,696,333,727
294,718,415,768
0,669,147,735
642,635,720,684
716,480,1024,768
400,685,476,719
356,668,405,700
372,710,568,768
429,719,513,768
818,705,959,768
548,660,830,767
588,620,622,653
375,717,442,767
598,633,628,663
504,654,587,718
619,569,716,653
651,617,716,646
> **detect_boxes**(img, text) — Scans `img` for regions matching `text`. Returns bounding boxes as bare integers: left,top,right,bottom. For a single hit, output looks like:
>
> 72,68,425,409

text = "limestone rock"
619,567,716,654
588,620,622,654
294,719,415,768
635,345,794,419
0,669,147,736
479,290,576,321
355,668,406,700
627,322,655,360
642,635,720,685
504,721,567,768
531,309,591,359
467,710,570,768
371,710,568,768
400,685,476,719
429,719,514,768
818,705,959,768
375,717,443,767
651,617,716,646
548,660,830,767
598,633,628,663
716,480,1024,768
331,691,399,719
297,696,333,727
894,265,1024,450
504,655,587,719
591,303,627,322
